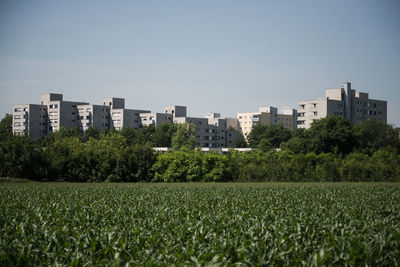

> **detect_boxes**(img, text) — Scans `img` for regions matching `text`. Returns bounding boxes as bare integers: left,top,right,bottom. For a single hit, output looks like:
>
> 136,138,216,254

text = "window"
14,108,22,112
49,112,58,116
14,122,21,127
112,112,121,117
14,115,21,119
49,104,58,109
300,104,305,109
313,103,317,108
313,111,318,116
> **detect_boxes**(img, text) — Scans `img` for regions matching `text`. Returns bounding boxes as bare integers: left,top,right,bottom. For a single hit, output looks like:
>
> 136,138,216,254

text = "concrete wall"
297,99,328,128
77,104,110,131
165,105,187,117
102,97,125,109
12,104,47,139
140,112,173,127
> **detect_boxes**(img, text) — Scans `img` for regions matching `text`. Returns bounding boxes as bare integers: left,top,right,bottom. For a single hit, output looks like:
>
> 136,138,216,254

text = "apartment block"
165,105,187,117
110,108,150,130
139,112,173,127
13,94,299,148
12,104,48,139
40,93,89,132
297,82,387,128
77,104,110,131
173,116,227,148
237,106,297,138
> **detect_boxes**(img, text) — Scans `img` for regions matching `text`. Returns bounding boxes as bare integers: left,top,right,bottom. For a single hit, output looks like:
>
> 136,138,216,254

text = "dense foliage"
0,114,399,182
1,183,399,265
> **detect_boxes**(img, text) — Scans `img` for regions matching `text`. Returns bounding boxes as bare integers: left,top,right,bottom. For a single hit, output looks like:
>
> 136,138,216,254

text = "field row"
1,183,400,265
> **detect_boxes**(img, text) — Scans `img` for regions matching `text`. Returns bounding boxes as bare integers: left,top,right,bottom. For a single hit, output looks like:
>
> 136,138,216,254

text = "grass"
1,182,400,265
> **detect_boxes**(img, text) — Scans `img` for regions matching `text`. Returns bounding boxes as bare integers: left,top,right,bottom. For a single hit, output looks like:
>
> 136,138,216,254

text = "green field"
1,183,400,266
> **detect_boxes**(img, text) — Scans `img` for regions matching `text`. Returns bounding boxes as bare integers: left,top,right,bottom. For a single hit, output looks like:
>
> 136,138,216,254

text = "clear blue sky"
1,0,399,126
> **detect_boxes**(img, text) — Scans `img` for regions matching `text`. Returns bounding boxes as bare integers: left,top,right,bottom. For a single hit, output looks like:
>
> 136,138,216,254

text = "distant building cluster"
12,82,387,146
297,82,387,128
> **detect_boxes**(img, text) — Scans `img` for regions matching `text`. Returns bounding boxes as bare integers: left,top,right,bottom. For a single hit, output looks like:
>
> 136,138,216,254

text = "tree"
0,114,12,139
247,124,292,148
281,137,309,154
120,126,139,145
171,123,195,150
83,127,100,142
258,138,272,152
153,123,177,147
138,125,156,145
308,116,354,154
233,136,247,148
353,119,400,154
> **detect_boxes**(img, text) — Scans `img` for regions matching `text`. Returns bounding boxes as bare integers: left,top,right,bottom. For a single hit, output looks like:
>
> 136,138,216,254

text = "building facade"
297,82,387,128
140,112,173,127
237,106,297,138
12,94,245,147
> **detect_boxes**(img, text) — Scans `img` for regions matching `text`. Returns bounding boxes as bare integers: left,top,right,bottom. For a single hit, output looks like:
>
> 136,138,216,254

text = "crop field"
1,183,400,266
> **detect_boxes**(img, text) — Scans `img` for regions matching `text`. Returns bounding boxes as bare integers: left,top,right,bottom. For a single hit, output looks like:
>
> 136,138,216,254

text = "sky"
1,0,399,126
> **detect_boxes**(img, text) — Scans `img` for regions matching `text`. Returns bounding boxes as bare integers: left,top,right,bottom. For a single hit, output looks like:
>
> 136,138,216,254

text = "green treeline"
1,114,399,182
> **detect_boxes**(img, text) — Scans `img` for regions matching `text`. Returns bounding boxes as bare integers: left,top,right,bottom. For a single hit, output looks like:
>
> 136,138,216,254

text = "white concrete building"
297,82,387,128
237,106,297,138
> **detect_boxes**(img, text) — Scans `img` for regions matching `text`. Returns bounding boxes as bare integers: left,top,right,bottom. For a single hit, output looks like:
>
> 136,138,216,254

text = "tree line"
0,114,399,182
